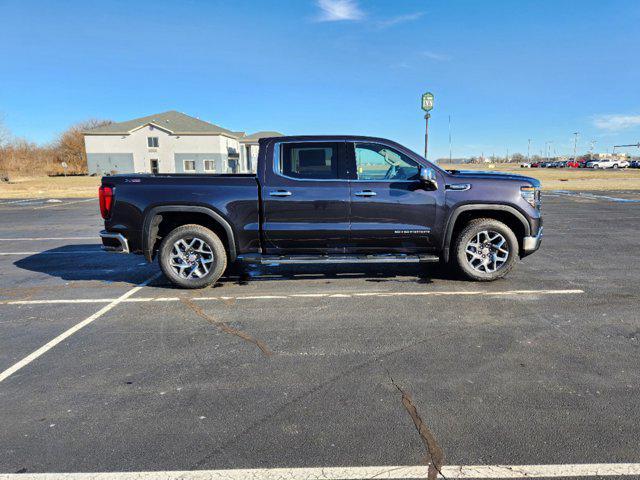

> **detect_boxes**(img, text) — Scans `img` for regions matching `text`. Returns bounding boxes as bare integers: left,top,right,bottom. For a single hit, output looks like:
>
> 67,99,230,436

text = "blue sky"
1,0,640,159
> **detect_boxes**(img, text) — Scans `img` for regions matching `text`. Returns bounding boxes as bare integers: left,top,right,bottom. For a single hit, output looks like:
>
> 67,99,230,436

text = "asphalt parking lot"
0,191,639,479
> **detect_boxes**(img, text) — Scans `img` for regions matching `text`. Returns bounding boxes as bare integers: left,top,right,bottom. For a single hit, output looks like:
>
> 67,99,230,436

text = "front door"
150,159,159,174
347,142,438,252
261,141,350,253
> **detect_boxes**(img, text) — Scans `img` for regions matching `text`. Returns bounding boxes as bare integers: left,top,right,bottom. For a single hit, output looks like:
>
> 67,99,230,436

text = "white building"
239,131,284,173
83,111,282,175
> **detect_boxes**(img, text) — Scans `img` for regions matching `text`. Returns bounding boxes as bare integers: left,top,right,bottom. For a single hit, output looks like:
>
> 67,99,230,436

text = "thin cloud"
593,114,640,131
377,11,425,28
315,0,364,21
422,51,451,62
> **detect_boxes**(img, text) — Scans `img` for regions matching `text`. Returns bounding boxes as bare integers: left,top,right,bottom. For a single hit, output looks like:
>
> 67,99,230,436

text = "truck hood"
446,170,541,188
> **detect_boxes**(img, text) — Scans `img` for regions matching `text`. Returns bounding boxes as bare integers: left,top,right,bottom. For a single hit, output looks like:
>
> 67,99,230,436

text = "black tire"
158,224,227,289
453,218,519,282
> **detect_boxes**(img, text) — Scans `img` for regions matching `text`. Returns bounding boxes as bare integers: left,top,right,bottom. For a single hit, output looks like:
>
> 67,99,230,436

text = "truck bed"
102,174,261,255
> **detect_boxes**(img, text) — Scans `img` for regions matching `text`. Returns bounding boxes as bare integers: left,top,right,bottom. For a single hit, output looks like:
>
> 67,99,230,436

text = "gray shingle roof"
239,131,284,143
84,111,240,136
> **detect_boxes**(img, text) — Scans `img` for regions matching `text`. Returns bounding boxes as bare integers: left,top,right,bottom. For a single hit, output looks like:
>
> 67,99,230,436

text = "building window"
204,160,216,172
183,160,196,172
147,137,159,148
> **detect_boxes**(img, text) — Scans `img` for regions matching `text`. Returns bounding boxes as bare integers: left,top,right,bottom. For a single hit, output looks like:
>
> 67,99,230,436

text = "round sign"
421,92,434,112
61,161,68,168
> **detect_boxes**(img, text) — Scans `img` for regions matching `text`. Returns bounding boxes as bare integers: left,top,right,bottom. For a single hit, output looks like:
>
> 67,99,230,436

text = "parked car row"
521,159,638,169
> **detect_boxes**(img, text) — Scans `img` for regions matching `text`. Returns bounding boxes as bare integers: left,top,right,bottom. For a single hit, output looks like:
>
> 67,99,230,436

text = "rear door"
260,141,350,253
346,141,438,252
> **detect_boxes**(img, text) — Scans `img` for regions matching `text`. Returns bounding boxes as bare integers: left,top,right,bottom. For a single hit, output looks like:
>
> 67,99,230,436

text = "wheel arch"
442,204,531,262
142,205,237,263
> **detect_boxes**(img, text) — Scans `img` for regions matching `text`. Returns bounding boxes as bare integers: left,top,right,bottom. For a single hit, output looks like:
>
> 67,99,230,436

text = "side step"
238,253,440,265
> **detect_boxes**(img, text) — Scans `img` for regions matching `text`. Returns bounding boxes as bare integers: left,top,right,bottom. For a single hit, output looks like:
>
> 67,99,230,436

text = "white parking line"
0,289,585,305
0,273,160,384
33,198,96,209
0,250,100,256
551,190,640,203
0,463,639,479
0,237,96,241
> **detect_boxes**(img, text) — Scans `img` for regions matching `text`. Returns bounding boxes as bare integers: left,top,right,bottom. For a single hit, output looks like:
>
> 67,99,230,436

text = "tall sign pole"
421,92,434,160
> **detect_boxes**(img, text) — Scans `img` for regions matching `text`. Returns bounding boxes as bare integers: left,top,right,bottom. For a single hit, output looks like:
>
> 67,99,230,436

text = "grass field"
0,176,101,199
1,166,640,199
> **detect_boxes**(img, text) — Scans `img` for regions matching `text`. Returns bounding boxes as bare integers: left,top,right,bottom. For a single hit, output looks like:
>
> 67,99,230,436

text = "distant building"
239,131,284,172
83,111,282,175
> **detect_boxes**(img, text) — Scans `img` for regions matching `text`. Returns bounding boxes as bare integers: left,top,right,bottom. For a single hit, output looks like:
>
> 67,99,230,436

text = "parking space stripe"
0,289,584,306
0,273,160,384
0,237,96,241
34,198,96,209
0,251,100,256
0,463,639,479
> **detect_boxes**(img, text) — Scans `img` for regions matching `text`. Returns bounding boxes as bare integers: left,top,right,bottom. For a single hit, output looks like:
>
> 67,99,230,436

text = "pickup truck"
99,135,542,288
586,158,629,169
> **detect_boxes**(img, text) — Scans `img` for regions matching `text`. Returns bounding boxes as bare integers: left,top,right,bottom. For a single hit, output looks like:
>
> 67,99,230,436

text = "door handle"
269,190,292,197
354,190,376,197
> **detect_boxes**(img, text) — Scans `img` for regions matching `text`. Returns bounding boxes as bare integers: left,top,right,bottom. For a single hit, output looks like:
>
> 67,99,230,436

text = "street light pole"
573,132,579,160
545,141,554,162
527,139,531,161
424,112,431,160
448,114,452,163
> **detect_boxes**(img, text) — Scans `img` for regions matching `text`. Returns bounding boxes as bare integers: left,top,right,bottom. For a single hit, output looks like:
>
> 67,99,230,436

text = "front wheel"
159,224,227,289
453,218,519,281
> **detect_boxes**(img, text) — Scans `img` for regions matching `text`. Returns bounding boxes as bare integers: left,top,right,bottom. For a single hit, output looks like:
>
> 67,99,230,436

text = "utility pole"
527,139,531,161
545,141,550,162
573,132,579,160
448,114,452,163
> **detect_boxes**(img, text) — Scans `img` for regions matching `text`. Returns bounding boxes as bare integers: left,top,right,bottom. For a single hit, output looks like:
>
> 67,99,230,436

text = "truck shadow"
13,244,158,286
13,245,462,288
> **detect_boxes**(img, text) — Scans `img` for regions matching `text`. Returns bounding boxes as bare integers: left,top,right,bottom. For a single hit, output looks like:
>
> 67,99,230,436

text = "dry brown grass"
439,163,640,190
0,176,100,199
1,164,639,199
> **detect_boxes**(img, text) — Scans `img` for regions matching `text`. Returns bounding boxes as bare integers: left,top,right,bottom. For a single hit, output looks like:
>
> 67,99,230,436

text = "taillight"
99,186,114,219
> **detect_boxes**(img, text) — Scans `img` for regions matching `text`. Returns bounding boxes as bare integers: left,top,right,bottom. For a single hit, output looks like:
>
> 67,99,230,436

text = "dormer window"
147,137,159,148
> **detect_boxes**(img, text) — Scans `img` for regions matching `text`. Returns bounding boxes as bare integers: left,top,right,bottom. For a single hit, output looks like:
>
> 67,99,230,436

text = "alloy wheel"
465,230,510,273
169,237,214,279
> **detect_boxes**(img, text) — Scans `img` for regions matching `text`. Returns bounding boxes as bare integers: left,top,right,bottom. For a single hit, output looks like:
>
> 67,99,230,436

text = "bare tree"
0,114,11,147
55,119,112,173
511,153,525,163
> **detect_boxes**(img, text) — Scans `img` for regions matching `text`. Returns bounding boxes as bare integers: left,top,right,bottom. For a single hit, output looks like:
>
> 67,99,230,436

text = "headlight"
521,186,541,209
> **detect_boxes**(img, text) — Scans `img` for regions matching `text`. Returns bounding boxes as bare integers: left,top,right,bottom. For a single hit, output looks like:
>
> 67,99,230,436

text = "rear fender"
142,205,237,262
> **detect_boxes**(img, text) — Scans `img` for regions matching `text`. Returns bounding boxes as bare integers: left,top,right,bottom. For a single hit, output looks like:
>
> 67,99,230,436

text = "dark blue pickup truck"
99,136,542,288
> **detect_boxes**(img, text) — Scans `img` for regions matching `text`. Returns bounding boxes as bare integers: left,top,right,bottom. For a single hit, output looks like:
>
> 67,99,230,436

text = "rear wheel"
159,224,227,289
453,218,518,281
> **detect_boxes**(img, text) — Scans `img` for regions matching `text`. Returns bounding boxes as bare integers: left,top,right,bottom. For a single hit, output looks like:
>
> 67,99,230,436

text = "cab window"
280,143,339,179
354,143,419,181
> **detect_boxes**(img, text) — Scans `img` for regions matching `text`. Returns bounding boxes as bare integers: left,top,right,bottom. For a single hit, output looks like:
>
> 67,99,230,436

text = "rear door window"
280,143,340,180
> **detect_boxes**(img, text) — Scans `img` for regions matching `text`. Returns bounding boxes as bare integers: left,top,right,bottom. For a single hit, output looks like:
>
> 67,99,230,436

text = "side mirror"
419,166,438,190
